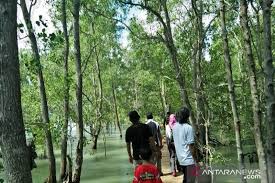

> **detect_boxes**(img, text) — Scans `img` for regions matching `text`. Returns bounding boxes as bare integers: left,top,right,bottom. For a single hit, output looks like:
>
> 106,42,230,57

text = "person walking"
132,148,163,183
165,114,177,176
126,111,158,169
173,107,198,183
145,112,163,175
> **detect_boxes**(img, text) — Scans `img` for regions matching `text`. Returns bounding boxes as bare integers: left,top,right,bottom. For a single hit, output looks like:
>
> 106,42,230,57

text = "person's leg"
171,143,181,172
157,157,162,174
176,158,181,172
181,165,187,183
186,164,196,183
170,147,176,175
156,147,163,174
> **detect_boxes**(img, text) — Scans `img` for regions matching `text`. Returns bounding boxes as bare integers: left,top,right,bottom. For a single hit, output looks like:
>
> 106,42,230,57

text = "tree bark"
220,0,246,182
72,0,84,182
239,0,268,182
160,78,166,115
20,1,56,182
92,48,103,150
120,0,196,128
161,0,196,129
261,0,275,182
0,1,33,182
60,0,70,180
191,0,206,149
112,81,122,138
91,23,103,150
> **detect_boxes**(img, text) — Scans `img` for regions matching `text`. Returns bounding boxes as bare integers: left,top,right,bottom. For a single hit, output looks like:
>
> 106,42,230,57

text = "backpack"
147,121,159,146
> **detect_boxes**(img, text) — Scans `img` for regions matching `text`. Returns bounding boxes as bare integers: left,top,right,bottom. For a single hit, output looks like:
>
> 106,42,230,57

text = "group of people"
125,107,198,183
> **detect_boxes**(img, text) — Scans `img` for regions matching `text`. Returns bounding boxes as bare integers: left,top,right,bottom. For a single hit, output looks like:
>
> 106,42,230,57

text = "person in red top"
133,148,162,183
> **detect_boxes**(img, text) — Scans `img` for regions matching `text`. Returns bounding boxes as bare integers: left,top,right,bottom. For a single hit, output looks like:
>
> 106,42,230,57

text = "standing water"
28,129,133,183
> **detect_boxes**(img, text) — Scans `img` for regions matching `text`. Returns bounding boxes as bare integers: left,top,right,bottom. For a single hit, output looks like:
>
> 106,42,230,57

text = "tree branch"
119,0,168,30
29,0,37,17
83,92,93,106
81,42,99,75
83,4,164,42
202,13,219,41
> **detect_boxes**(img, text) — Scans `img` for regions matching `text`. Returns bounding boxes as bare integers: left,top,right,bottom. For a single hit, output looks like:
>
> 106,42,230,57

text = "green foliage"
211,151,231,165
16,0,269,169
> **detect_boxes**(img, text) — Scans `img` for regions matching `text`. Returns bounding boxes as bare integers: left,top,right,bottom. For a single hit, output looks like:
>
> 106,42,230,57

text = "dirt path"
160,141,182,183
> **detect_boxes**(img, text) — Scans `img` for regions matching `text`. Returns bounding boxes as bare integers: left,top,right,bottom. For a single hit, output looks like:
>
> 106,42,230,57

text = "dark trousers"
181,164,196,183
167,137,181,172
167,143,176,172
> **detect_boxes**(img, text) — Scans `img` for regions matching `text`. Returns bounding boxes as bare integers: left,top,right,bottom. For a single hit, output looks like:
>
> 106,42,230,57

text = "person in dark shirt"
146,112,163,175
126,110,158,169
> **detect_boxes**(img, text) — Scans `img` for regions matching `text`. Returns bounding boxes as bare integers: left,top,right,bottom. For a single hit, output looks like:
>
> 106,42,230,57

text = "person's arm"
187,127,198,163
127,142,133,164
125,129,133,164
157,126,163,148
149,137,158,152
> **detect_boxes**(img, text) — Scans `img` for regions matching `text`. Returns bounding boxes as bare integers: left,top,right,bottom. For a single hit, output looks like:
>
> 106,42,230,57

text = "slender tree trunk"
250,1,266,116
91,72,98,149
92,43,103,149
0,1,33,182
90,21,104,149
191,0,207,149
191,44,201,139
220,0,246,182
122,0,196,134
20,1,56,182
239,1,268,182
60,0,70,180
162,1,196,131
159,78,167,116
250,2,263,68
112,81,122,138
134,78,139,110
261,0,275,182
72,0,84,182
205,111,211,167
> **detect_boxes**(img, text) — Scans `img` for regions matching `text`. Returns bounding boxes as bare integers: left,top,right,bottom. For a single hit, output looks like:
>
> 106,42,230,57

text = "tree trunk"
239,1,268,182
159,77,167,116
261,0,275,182
92,49,103,150
161,1,196,131
91,23,103,150
220,0,246,182
112,81,122,138
60,0,70,180
20,1,56,182
72,0,84,182
92,133,100,150
191,0,206,149
250,2,263,68
159,77,168,129
0,1,33,182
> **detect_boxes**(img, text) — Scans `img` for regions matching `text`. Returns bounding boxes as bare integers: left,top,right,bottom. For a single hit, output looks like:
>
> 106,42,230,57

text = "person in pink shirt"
169,114,177,129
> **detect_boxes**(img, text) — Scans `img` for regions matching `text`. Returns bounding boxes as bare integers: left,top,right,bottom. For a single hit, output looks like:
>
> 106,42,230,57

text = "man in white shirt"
146,112,163,175
173,107,197,183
